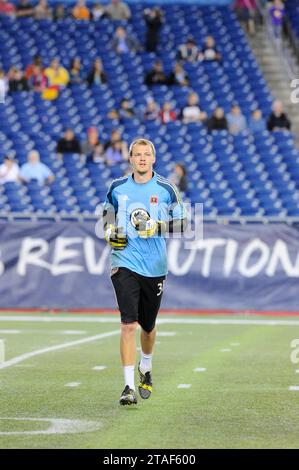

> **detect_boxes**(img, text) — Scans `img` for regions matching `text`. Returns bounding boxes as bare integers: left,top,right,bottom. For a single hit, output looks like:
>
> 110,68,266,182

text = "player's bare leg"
119,321,138,406
140,326,156,357
138,327,156,399
120,321,138,366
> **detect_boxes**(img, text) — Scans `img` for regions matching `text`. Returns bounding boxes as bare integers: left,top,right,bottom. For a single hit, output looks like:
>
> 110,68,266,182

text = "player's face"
130,144,155,174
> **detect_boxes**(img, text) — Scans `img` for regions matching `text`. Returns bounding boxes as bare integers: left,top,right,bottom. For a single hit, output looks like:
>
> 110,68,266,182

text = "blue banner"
0,221,299,311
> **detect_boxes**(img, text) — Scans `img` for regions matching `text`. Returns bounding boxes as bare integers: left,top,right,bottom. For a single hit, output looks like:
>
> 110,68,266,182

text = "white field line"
0,329,119,370
193,367,206,372
92,366,107,371
0,316,120,324
157,332,176,336
65,382,81,387
1,315,299,326
289,386,299,391
0,330,21,334
0,418,102,435
177,384,192,389
60,330,87,335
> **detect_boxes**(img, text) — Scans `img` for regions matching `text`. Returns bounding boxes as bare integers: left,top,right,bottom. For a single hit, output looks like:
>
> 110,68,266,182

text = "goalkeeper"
103,138,187,406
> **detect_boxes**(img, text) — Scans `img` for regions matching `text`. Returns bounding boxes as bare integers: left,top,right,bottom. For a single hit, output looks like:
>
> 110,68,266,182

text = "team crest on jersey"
150,195,158,205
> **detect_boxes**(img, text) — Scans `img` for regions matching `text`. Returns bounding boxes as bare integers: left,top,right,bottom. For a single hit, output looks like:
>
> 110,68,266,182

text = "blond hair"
129,138,156,157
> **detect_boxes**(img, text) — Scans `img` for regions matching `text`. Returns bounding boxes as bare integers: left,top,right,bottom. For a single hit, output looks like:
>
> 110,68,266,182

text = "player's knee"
141,325,156,336
121,322,138,335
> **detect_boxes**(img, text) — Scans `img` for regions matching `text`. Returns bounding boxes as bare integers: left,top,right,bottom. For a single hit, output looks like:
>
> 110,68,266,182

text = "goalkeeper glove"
104,224,128,250
132,210,166,238
137,219,166,238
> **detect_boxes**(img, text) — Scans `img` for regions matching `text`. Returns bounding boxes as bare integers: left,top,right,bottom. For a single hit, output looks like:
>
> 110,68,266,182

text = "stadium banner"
0,221,299,311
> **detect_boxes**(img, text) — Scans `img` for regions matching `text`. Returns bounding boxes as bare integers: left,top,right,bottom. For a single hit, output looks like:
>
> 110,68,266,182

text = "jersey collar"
130,171,157,185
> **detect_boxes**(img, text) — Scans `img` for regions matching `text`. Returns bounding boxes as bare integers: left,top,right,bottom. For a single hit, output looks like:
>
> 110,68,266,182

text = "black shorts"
111,267,166,333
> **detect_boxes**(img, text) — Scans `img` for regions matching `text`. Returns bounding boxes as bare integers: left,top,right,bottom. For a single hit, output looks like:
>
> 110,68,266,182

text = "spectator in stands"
112,27,140,55
28,65,47,93
105,129,126,147
170,163,188,194
249,109,266,133
105,0,131,21
87,143,106,164
105,129,129,164
234,0,257,36
269,0,285,40
0,0,15,17
198,36,221,62
86,58,107,86
8,67,29,93
267,100,291,131
56,128,81,157
144,98,160,121
20,150,54,185
177,37,199,63
119,97,135,120
25,55,43,81
0,154,20,185
207,107,228,132
81,127,101,157
168,62,189,87
105,140,128,166
181,92,207,124
15,0,34,17
53,3,65,20
34,0,52,20
92,2,106,21
44,58,69,89
72,0,90,21
69,57,84,85
145,60,168,86
144,7,163,53
227,104,247,135
107,108,120,122
159,102,177,124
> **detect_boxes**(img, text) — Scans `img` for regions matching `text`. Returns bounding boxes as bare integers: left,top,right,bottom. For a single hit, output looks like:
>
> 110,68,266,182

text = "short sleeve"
103,182,118,215
42,164,53,179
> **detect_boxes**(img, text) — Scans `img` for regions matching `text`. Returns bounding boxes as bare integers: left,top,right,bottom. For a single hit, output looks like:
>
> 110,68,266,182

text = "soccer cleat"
119,385,138,406
138,365,153,399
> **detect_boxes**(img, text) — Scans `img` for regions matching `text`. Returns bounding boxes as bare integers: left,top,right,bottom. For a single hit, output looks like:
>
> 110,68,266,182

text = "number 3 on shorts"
157,281,164,297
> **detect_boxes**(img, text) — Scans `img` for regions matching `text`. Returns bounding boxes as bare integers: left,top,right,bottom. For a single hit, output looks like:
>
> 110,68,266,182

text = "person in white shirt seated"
198,36,221,62
20,150,54,185
0,154,21,184
181,92,207,124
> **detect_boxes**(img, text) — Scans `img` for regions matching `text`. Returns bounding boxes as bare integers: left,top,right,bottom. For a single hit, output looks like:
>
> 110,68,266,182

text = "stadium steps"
247,27,299,146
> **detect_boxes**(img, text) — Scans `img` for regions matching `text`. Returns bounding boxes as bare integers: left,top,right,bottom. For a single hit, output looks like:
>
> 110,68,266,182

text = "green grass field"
0,312,299,449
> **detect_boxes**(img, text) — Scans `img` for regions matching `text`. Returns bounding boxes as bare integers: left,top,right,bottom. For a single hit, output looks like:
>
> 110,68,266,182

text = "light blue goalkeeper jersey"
104,171,186,277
